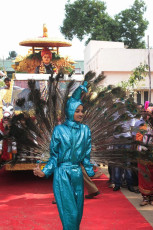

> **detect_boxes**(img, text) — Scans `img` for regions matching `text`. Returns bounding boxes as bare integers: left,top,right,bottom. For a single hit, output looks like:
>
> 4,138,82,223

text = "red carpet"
0,168,152,230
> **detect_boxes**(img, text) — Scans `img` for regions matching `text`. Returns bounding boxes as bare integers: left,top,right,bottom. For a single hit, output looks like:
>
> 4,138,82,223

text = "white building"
84,40,153,105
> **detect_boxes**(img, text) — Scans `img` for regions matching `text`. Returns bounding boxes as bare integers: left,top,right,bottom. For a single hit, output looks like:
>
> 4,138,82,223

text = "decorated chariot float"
0,25,84,171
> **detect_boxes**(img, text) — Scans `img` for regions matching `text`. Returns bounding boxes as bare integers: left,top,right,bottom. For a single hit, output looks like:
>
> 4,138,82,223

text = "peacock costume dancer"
35,82,95,230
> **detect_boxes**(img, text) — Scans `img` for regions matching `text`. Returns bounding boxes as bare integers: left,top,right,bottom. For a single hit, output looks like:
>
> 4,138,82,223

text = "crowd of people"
135,103,153,206
107,102,153,206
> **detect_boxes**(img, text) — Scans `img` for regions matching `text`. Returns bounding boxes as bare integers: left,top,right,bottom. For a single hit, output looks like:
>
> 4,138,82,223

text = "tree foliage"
7,51,17,60
61,0,113,42
115,0,149,48
61,0,148,48
118,63,148,91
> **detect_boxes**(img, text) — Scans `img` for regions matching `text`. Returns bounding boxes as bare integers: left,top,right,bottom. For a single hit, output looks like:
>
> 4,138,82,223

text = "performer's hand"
33,164,45,178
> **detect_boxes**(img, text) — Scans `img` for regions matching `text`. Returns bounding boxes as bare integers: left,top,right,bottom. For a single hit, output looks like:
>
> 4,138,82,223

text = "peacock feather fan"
1,71,153,172
4,74,77,166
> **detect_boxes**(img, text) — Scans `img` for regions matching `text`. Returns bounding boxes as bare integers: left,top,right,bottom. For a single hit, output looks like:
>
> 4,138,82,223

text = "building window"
144,91,148,104
75,68,82,74
137,91,141,105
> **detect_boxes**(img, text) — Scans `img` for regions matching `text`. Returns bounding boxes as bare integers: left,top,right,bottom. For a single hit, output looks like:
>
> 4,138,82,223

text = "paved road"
102,166,153,227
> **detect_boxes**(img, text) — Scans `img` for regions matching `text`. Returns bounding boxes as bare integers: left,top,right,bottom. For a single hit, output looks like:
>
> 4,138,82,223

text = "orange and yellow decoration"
12,24,75,74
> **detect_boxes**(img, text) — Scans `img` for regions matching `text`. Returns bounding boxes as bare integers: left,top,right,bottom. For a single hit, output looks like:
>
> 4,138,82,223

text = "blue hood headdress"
65,81,88,121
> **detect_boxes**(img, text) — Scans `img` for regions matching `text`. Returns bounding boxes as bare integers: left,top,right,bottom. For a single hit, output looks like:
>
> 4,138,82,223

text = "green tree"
115,0,149,48
7,51,17,60
61,0,148,48
60,0,114,42
118,63,148,92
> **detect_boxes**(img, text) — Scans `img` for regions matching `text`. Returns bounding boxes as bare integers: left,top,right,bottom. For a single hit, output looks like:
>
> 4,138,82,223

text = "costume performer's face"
74,105,84,122
42,54,51,65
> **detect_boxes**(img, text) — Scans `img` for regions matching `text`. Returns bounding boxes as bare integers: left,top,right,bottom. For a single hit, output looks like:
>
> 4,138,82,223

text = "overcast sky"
0,0,152,60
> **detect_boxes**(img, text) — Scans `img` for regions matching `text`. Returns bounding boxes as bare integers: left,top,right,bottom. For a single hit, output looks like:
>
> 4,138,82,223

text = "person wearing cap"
33,82,100,230
35,48,56,74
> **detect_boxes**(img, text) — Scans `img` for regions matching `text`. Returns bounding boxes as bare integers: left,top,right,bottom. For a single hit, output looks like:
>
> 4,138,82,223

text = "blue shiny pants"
53,163,84,230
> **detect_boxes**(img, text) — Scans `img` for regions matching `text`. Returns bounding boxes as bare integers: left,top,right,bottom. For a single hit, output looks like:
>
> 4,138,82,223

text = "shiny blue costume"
42,82,95,230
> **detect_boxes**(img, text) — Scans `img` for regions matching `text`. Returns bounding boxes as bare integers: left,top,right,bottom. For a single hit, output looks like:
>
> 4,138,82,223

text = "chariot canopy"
19,24,72,55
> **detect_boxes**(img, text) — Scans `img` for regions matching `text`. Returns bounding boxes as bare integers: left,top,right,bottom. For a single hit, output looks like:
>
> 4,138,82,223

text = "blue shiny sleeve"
82,126,95,177
42,126,60,178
